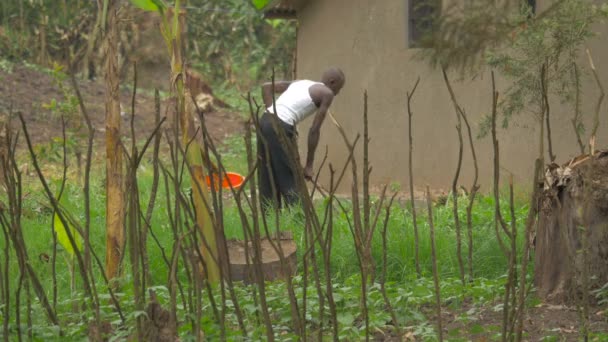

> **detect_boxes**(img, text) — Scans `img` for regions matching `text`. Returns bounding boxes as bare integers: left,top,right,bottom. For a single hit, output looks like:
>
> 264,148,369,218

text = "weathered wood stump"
535,151,608,303
227,233,297,284
143,290,178,342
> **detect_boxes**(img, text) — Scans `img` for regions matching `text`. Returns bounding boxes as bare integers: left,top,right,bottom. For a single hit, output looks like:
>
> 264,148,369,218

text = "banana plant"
130,0,220,283
53,212,82,257
51,182,83,297
251,0,272,10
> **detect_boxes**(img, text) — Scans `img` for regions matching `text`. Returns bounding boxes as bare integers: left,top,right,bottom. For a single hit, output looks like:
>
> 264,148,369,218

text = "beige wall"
294,0,608,193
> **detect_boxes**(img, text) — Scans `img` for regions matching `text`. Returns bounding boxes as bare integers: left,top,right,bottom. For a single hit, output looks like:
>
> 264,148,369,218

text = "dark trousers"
257,112,299,211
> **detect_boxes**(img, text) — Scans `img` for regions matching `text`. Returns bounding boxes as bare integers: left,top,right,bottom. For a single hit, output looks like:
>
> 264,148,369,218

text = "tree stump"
226,232,297,284
142,290,178,342
535,151,608,303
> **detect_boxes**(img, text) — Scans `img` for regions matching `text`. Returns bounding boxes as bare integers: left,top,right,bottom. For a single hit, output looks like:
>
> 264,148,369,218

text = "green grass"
0,134,571,341
214,131,525,281
6,169,524,340
217,133,252,176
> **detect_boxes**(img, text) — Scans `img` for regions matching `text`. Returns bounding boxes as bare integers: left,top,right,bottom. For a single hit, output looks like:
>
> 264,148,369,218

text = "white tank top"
267,80,321,126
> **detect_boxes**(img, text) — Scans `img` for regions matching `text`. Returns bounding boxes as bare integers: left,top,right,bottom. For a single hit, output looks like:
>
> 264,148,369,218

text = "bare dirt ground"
372,301,607,341
0,63,245,148
436,302,608,341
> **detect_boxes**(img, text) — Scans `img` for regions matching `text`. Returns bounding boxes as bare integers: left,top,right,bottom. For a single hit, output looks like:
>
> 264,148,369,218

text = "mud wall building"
265,0,608,192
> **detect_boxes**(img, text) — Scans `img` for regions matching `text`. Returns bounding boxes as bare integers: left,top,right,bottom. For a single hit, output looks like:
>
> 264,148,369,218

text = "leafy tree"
131,0,221,283
185,0,296,91
421,0,608,141
0,0,295,92
0,0,96,64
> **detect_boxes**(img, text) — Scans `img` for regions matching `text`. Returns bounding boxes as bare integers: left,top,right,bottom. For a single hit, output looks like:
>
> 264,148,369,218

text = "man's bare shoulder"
308,83,334,106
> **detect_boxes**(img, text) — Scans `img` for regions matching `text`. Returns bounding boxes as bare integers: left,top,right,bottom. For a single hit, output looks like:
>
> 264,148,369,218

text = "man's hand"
303,165,314,181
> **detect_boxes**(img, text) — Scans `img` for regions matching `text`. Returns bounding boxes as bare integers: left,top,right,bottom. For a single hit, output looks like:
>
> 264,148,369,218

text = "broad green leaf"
151,0,167,10
53,212,82,257
266,19,282,28
337,312,354,326
252,0,271,10
130,0,160,11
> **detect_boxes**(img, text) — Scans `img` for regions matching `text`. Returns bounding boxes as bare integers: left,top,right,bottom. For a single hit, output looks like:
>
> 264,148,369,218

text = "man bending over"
258,67,345,211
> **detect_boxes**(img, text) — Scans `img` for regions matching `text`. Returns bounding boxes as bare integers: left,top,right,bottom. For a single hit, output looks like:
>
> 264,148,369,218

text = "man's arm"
304,87,334,179
261,81,292,108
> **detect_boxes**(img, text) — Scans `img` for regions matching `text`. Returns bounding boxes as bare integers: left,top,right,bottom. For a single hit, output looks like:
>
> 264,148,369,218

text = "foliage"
1,0,294,94
130,0,224,284
216,134,252,176
5,197,509,340
0,0,95,63
3,270,505,340
41,63,81,125
0,59,13,73
485,1,608,133
32,134,79,164
127,0,295,90
53,212,82,257
50,180,83,259
593,281,608,306
251,0,272,10
4,0,608,339
420,0,608,136
130,0,163,12
2,136,606,340
185,0,296,91
29,62,84,164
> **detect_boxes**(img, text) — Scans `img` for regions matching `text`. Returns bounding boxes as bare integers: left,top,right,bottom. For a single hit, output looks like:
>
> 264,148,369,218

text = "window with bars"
527,0,536,13
408,0,439,48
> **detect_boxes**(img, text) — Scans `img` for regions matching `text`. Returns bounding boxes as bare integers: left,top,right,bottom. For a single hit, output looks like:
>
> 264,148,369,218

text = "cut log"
226,233,297,284
143,290,178,342
535,151,608,303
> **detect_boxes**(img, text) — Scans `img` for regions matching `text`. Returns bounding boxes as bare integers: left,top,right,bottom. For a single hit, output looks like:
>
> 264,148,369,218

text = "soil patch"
440,301,608,341
0,64,244,148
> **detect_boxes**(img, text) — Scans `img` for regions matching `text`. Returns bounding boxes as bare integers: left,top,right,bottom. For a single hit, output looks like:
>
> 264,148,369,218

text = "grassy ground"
14,147,522,286
2,133,607,341
13,190,517,340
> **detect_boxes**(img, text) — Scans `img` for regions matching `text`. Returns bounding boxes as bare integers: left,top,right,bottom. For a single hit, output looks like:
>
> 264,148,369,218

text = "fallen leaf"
402,331,415,341
545,304,567,310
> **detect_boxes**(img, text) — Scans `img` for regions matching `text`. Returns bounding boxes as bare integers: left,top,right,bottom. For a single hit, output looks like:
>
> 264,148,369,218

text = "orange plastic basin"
205,172,244,190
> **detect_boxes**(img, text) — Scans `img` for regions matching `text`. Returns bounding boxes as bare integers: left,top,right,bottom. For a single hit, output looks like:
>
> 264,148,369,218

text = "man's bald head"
321,67,345,95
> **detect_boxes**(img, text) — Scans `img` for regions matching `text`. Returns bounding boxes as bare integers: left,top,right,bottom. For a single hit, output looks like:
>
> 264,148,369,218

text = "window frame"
407,0,440,48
